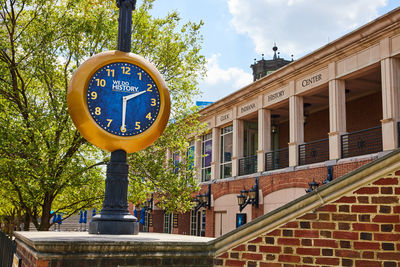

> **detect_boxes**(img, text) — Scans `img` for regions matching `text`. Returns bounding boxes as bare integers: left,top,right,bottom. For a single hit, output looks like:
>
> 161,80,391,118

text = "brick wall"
214,169,400,266
17,242,49,267
177,212,191,235
199,157,375,237
145,157,375,237
346,92,382,132
201,158,374,202
150,210,164,233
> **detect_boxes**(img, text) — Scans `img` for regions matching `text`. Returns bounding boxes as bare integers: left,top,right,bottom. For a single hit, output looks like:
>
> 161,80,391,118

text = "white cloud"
205,54,252,88
199,54,253,101
226,0,387,58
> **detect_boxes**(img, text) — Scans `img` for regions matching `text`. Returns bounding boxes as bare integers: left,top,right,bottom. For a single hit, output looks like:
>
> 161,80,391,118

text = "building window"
142,212,149,232
187,140,195,170
173,152,180,174
220,125,233,178
244,121,258,157
163,213,173,233
190,210,206,236
201,133,212,182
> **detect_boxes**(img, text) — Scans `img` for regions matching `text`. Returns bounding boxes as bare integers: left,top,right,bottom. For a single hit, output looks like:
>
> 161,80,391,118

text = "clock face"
86,62,161,136
68,51,170,153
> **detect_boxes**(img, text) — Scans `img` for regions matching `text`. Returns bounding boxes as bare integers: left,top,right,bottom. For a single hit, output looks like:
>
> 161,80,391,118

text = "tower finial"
272,43,278,60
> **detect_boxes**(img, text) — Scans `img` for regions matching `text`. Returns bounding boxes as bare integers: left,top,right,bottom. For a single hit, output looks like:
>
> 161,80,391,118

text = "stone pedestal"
14,232,215,267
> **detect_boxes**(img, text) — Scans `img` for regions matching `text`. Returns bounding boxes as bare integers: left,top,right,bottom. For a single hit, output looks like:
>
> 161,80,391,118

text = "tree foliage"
0,0,205,231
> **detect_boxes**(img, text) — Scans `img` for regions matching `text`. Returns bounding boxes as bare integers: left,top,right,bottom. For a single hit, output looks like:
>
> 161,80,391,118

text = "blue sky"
149,0,400,102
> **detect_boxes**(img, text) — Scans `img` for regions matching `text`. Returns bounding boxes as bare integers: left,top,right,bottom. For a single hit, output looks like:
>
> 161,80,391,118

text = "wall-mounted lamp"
237,177,259,212
144,193,153,212
305,179,320,193
271,124,278,134
194,184,211,213
323,166,333,184
271,114,280,134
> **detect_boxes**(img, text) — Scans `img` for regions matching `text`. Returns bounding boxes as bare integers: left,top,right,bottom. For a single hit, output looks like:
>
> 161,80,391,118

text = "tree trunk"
39,194,53,231
23,213,30,231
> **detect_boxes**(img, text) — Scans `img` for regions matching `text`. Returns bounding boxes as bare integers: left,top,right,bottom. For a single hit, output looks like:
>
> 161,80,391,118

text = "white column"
328,79,346,159
211,127,220,180
194,138,202,183
381,57,400,150
232,119,243,176
289,95,304,166
257,109,271,172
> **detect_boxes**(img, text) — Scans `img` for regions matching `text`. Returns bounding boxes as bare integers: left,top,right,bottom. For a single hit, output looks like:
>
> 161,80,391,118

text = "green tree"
127,1,206,213
0,0,205,230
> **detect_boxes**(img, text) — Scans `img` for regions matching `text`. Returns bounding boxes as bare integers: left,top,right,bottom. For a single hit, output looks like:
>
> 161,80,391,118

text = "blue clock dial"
86,62,161,136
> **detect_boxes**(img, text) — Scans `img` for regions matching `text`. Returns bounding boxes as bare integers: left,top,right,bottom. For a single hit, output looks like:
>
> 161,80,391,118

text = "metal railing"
341,126,382,159
298,138,329,166
265,147,289,171
0,230,16,267
238,155,257,176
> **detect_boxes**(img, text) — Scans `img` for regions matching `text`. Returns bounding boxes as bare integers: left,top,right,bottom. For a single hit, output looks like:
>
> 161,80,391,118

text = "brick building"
141,7,400,238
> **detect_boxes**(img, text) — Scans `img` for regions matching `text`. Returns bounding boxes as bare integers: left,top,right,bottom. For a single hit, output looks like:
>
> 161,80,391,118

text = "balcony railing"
238,155,257,176
341,126,382,159
299,138,329,166
265,147,289,171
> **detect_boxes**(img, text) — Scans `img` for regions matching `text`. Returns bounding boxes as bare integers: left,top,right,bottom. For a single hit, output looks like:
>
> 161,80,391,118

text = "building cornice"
199,7,400,122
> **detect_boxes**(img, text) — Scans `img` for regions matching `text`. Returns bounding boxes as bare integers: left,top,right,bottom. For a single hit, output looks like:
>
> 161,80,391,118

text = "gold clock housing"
67,50,171,153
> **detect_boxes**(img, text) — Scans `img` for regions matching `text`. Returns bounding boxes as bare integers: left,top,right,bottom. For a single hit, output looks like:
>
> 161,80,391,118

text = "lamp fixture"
271,114,280,134
194,184,211,213
323,166,334,185
305,179,320,193
237,177,259,212
143,193,153,211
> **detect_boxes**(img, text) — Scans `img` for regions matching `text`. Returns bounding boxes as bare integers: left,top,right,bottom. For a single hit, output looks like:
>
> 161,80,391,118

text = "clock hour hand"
125,90,146,101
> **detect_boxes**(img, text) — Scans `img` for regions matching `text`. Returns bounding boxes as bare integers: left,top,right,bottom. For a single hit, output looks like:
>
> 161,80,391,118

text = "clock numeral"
146,112,152,120
137,72,142,80
96,79,106,87
91,91,97,100
106,69,115,77
147,84,153,92
106,119,112,127
135,121,141,130
151,98,156,106
121,66,131,75
95,107,101,115
120,125,127,133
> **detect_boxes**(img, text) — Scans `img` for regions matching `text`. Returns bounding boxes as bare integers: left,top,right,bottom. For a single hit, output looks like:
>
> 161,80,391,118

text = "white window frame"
220,125,233,178
201,133,212,182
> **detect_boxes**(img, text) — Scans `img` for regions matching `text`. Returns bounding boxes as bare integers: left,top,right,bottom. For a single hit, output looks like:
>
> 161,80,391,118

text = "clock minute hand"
125,90,146,101
121,97,127,131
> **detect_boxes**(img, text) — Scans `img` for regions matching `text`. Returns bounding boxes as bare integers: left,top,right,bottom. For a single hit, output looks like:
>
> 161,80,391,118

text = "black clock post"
88,0,139,235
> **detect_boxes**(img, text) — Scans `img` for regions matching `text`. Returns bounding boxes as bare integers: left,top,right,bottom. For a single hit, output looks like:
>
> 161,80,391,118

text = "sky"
149,0,400,103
